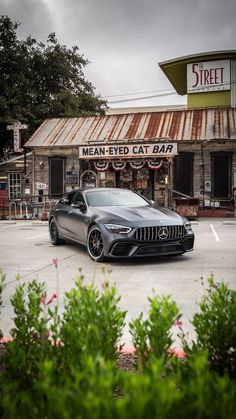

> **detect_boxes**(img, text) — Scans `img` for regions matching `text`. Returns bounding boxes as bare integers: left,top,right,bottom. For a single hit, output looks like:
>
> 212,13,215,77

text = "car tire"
49,219,65,245
87,225,106,262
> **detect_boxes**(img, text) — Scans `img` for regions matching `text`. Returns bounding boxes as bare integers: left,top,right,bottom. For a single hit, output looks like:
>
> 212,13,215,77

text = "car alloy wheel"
87,225,106,262
49,219,64,245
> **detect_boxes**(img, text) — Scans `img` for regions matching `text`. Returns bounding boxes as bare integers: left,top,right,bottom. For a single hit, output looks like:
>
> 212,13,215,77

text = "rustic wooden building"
23,107,236,217
0,152,33,219
1,50,236,219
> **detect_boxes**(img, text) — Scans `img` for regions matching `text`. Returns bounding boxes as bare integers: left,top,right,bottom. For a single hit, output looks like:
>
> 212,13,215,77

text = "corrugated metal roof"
25,108,236,148
0,152,32,166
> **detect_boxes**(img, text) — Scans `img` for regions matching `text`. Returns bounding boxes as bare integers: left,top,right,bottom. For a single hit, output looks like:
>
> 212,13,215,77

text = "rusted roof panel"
25,108,236,148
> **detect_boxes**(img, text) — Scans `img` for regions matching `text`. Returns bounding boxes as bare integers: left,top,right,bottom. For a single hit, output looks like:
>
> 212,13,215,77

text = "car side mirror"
61,197,69,204
71,201,86,211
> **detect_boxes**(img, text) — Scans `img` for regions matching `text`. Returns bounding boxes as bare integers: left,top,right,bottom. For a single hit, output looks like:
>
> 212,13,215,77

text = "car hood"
91,205,183,226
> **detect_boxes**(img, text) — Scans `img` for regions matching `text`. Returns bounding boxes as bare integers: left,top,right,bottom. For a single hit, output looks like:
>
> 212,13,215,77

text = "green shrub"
1,272,236,418
117,357,182,418
5,279,59,392
119,352,236,419
60,278,126,369
2,355,120,419
129,294,180,367
177,352,236,419
0,269,5,339
182,274,236,378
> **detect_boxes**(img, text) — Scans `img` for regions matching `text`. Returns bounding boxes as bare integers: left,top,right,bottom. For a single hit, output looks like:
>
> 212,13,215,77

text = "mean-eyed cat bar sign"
79,142,177,159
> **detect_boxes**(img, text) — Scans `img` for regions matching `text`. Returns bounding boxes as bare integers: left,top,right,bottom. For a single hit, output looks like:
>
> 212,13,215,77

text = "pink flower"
47,293,57,305
52,258,58,268
175,320,183,328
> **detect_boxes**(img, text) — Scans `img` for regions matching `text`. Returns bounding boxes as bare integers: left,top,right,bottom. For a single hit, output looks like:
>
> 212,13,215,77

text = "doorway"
173,152,194,196
211,152,232,199
116,167,154,200
49,157,66,198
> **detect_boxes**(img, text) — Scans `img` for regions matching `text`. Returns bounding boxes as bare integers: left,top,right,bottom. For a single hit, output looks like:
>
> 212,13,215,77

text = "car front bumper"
106,235,194,258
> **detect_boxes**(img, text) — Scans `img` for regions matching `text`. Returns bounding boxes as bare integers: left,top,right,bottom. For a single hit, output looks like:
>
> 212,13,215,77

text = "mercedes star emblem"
158,226,168,240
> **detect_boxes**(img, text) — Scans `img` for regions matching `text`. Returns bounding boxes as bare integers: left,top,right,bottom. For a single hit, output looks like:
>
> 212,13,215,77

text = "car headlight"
104,224,132,234
184,221,192,231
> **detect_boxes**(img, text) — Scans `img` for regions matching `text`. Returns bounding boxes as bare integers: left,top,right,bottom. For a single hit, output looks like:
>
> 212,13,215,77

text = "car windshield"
85,189,149,207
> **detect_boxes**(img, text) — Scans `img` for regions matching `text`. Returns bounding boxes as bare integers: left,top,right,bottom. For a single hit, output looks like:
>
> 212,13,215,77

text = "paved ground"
0,218,236,345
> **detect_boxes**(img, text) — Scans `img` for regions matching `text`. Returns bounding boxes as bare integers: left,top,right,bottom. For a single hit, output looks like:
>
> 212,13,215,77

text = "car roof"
68,187,132,194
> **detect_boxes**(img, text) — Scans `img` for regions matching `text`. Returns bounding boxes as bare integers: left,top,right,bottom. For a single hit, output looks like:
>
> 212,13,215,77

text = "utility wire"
103,79,234,103
103,88,175,98
108,92,177,104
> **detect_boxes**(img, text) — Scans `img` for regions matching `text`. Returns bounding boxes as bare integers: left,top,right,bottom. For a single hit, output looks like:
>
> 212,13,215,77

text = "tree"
0,16,107,159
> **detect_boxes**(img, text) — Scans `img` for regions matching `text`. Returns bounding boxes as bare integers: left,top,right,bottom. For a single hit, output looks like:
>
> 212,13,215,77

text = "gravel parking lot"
0,218,236,345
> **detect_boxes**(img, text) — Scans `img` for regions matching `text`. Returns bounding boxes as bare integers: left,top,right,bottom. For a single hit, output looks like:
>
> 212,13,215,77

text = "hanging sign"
147,159,163,170
111,161,127,171
79,142,177,159
93,161,109,172
129,160,145,170
6,121,28,153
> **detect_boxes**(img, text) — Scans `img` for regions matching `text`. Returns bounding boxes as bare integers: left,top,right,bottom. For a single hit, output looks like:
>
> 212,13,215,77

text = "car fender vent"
110,242,134,257
182,237,194,251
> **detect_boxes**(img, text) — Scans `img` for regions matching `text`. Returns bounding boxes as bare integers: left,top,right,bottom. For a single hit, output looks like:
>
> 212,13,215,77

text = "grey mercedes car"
49,187,194,262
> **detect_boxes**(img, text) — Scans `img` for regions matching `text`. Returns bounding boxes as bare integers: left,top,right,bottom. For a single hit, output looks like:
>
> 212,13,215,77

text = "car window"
85,189,149,207
73,191,85,205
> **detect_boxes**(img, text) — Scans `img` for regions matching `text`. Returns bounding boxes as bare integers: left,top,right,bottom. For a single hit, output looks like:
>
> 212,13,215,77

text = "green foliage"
2,355,120,419
0,16,107,158
6,279,59,391
118,357,182,418
0,269,5,339
182,274,236,377
0,274,126,417
1,273,236,418
60,278,126,367
176,352,236,419
129,294,180,366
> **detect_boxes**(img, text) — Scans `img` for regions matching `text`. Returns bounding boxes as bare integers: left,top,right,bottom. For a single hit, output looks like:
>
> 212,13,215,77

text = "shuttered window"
49,157,66,197
173,152,194,196
211,152,232,199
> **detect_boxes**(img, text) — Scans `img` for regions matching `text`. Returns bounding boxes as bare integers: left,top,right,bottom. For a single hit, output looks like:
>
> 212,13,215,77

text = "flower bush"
180,274,236,378
0,270,236,418
129,294,180,367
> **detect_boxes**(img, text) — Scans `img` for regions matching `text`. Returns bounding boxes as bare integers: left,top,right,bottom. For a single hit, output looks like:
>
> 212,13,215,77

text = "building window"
173,152,194,196
49,157,66,198
8,173,22,199
211,152,232,199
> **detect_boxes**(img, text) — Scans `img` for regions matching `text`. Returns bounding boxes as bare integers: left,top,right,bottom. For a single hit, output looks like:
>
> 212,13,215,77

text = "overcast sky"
1,0,236,108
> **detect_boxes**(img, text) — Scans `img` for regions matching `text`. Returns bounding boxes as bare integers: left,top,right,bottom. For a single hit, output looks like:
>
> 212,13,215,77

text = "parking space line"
210,224,220,242
27,233,49,240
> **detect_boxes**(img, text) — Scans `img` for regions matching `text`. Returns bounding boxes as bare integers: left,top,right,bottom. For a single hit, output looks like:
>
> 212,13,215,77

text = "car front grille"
133,225,186,241
137,244,183,256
